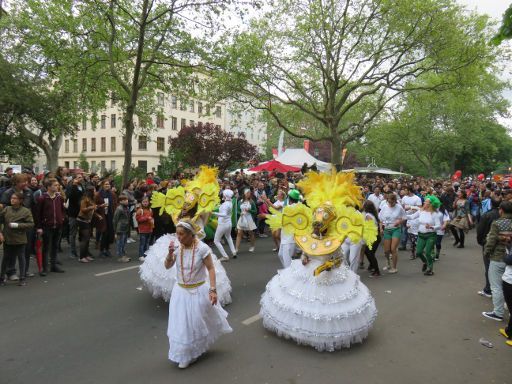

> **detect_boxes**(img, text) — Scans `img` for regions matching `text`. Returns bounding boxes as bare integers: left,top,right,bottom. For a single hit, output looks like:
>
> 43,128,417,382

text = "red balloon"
509,178,512,188
477,173,485,181
455,170,462,177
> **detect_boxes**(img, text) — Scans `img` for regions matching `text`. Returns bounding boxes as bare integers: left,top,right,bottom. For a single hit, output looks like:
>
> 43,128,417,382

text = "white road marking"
94,265,139,277
242,313,262,325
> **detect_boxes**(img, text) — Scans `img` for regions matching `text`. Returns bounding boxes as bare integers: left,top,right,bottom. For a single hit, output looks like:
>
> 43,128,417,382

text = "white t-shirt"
368,193,384,210
418,211,442,234
174,240,211,285
503,265,512,285
401,194,422,212
406,211,420,235
434,211,451,235
379,204,406,229
214,201,232,226
273,199,285,212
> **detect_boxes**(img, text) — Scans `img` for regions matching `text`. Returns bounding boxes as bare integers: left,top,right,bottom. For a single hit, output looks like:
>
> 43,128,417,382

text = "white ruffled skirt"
260,258,377,351
139,234,232,306
168,283,232,364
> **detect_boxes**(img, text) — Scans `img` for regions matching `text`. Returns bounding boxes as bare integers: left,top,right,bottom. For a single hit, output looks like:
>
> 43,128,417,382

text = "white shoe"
258,234,268,238
127,238,136,244
248,247,255,253
219,256,229,262
139,256,145,262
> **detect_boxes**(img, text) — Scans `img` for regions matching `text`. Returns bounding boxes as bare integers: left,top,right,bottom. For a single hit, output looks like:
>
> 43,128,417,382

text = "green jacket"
0,205,34,245
113,205,130,234
484,213,512,262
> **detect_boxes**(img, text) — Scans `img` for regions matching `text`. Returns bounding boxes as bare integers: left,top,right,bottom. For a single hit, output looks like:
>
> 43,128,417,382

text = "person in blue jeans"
113,195,130,263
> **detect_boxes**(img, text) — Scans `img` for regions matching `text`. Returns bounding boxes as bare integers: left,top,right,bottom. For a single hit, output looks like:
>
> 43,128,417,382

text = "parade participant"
415,196,442,276
164,219,232,368
213,189,237,262
262,171,378,351
433,204,451,261
235,189,257,254
139,166,232,306
274,189,300,268
264,189,286,252
362,200,381,277
379,194,406,274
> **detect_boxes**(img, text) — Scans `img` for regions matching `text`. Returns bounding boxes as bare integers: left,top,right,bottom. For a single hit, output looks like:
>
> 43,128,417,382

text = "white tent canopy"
275,148,331,172
343,166,409,176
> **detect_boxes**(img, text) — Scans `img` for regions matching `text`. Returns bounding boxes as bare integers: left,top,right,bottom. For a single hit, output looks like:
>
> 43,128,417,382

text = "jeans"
68,217,78,255
482,246,491,294
503,280,512,338
42,227,62,270
1,244,26,281
416,232,436,271
78,220,91,260
139,233,151,258
400,223,409,248
489,261,506,317
116,232,128,257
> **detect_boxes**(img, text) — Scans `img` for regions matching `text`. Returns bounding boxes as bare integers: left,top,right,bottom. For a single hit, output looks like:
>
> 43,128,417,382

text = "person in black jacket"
66,174,84,258
476,198,501,297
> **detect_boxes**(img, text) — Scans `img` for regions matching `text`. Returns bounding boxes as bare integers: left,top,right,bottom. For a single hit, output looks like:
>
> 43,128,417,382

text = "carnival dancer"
213,189,237,262
139,166,232,306
165,219,232,369
261,171,378,351
275,189,300,268
415,196,442,276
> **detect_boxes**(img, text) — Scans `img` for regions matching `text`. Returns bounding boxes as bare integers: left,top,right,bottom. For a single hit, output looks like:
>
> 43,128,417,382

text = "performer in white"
213,189,237,262
262,171,378,351
139,166,232,306
165,219,232,369
276,189,301,268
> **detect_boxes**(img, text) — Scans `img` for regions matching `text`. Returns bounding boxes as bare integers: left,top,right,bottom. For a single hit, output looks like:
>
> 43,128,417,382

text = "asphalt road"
0,233,509,384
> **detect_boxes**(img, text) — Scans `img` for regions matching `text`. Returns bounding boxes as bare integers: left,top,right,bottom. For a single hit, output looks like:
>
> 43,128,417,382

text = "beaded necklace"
180,240,197,284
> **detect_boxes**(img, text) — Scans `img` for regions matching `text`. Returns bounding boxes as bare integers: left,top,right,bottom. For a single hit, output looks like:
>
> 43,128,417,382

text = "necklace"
180,240,197,284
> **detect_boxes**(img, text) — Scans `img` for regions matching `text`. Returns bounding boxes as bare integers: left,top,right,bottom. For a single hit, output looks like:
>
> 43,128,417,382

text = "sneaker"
258,234,268,238
387,268,398,274
18,280,27,287
482,312,503,322
424,270,434,276
79,258,89,263
25,272,35,278
477,290,492,298
219,256,230,262
232,251,238,259
8,275,19,281
369,271,381,278
499,328,510,339
118,256,131,263
248,247,255,253
139,256,145,262
272,248,278,252
86,256,95,262
127,238,136,244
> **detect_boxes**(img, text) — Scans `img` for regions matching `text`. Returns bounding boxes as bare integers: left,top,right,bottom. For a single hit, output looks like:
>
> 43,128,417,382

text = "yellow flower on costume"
197,183,220,215
151,187,186,217
267,204,312,236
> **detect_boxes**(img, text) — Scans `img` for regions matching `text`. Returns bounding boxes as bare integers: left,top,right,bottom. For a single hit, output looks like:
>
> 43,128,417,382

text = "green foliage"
158,150,187,179
491,4,512,45
78,152,89,172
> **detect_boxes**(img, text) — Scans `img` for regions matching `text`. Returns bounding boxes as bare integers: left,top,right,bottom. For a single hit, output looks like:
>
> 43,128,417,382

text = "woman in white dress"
262,171,378,351
165,219,232,369
264,190,286,252
139,166,232,306
213,189,237,262
235,189,257,254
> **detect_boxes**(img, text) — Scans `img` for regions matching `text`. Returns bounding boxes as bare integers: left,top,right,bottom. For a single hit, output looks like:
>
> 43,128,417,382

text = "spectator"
35,178,66,275
66,174,85,258
368,186,384,211
136,196,154,261
0,191,34,286
77,186,98,263
122,182,137,244
449,190,472,248
95,180,117,258
501,239,512,347
113,195,130,263
0,167,14,190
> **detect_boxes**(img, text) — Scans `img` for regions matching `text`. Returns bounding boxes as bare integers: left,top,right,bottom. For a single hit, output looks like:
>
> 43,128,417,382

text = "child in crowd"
136,196,154,261
113,195,130,263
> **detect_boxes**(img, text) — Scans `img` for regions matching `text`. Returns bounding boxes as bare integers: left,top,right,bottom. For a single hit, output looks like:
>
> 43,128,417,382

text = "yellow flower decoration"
266,203,312,236
330,205,365,244
362,217,378,250
151,187,185,216
197,184,220,215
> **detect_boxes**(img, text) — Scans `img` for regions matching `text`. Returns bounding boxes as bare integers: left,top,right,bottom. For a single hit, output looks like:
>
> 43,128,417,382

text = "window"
216,106,222,118
82,138,87,152
157,137,165,152
111,137,116,152
110,93,117,107
82,116,87,130
181,118,186,129
180,100,186,111
91,138,96,152
171,95,177,109
138,160,148,173
64,140,69,153
156,114,164,129
189,100,195,112
111,114,116,128
171,117,177,131
110,160,116,170
64,161,70,168
198,102,203,115
157,92,164,106
73,139,78,153
138,135,147,150
101,115,106,129
101,137,106,152
101,160,106,172
190,120,195,126
91,161,97,172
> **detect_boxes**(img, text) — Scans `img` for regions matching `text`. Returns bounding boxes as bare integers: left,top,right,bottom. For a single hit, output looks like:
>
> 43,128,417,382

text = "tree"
166,122,259,172
78,152,90,172
214,0,496,169
492,3,512,45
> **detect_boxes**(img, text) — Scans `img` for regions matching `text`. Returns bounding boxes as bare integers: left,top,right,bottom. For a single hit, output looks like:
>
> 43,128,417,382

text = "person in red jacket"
136,196,153,261
36,178,66,275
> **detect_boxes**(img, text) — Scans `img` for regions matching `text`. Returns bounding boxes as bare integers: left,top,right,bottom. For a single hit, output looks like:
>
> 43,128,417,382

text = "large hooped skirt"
139,234,232,306
260,258,377,351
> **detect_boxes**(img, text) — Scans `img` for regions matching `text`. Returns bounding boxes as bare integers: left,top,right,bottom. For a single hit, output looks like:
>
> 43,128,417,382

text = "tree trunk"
122,106,135,187
330,135,342,171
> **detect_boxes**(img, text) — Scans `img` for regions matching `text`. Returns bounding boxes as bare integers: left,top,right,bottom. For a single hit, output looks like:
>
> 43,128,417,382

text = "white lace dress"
167,240,232,365
139,233,232,306
260,247,377,351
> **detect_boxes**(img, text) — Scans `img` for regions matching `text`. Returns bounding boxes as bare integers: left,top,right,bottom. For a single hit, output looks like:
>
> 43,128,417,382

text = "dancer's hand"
209,289,218,305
